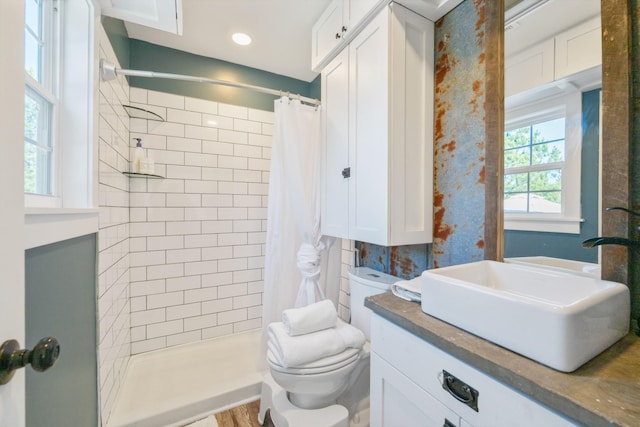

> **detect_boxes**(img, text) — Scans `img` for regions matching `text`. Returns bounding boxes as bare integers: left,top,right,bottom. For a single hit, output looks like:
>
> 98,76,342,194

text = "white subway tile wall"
127,87,273,355
97,26,131,424
340,239,356,321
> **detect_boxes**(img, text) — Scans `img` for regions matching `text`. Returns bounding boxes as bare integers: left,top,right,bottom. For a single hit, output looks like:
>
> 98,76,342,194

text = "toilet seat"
268,347,361,375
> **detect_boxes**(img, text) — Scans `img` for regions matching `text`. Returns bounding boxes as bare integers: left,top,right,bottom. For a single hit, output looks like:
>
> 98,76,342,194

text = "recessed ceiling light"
232,33,252,46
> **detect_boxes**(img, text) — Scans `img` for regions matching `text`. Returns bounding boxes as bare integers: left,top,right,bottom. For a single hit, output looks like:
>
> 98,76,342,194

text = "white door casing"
0,0,26,425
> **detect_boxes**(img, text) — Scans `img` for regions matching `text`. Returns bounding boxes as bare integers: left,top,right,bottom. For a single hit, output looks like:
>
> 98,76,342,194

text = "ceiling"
117,0,601,82
123,0,332,83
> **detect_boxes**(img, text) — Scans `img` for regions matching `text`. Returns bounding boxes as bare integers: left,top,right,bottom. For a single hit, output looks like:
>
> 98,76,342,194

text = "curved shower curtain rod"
99,59,321,107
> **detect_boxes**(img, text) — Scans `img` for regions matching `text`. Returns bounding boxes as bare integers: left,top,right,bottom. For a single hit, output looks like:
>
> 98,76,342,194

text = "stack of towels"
268,299,366,368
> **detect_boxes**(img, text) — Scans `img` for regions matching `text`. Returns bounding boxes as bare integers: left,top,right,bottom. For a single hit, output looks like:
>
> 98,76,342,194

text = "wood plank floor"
213,400,274,427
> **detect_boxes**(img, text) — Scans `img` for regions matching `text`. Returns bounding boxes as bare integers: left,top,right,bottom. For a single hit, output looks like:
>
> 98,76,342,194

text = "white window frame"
23,0,100,249
24,0,61,207
504,91,583,234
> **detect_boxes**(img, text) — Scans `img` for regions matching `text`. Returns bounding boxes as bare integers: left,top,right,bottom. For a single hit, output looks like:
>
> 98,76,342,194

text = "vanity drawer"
370,314,579,426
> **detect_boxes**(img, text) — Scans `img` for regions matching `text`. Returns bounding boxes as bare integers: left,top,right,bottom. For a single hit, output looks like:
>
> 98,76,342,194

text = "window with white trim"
23,0,96,210
504,92,582,233
24,0,60,204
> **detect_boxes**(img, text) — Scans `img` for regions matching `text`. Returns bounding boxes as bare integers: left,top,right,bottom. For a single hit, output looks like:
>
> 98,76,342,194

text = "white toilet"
260,267,400,426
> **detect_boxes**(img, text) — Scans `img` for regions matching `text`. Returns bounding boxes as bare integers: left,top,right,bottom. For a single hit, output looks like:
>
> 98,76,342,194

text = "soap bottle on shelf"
132,138,144,173
140,152,155,175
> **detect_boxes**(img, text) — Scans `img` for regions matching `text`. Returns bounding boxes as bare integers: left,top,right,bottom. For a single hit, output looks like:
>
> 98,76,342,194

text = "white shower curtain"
260,97,341,367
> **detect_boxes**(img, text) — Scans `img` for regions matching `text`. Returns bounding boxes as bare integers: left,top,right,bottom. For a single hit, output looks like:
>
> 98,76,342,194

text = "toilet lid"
268,347,361,374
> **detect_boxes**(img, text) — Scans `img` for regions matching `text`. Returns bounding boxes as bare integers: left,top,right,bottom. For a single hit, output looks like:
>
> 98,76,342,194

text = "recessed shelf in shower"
122,172,164,179
122,104,165,122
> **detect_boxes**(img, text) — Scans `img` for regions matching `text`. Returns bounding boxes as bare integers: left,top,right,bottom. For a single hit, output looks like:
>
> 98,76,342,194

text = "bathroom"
1,0,639,426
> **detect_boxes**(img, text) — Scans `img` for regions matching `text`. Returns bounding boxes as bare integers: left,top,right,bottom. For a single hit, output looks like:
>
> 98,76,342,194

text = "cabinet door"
348,8,389,245
312,0,345,71
321,49,350,239
505,39,554,97
387,4,434,245
554,17,601,80
371,353,461,427
344,0,379,33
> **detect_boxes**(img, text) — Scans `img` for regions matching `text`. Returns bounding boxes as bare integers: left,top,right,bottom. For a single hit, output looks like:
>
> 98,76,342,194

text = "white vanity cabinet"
311,0,381,72
370,314,580,427
371,353,466,427
320,3,434,246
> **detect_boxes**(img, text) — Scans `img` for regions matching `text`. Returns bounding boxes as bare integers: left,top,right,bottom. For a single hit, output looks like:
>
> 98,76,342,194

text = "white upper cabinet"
346,0,381,30
321,49,350,239
312,0,347,72
99,0,183,34
311,0,380,72
554,17,602,80
505,16,602,99
312,0,463,72
321,4,434,246
505,39,554,98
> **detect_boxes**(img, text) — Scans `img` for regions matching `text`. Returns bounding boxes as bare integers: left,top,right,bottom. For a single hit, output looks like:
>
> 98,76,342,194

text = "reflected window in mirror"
504,92,582,233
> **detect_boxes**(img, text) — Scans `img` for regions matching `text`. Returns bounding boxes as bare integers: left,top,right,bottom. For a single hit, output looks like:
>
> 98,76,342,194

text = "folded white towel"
268,319,365,368
391,278,423,302
282,299,337,336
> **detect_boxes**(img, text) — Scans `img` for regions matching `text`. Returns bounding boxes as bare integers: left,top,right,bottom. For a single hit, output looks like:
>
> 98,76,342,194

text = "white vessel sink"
420,260,630,372
505,256,601,279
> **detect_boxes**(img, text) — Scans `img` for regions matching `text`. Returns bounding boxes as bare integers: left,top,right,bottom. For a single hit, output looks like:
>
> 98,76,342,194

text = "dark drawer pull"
442,369,479,412
443,419,456,427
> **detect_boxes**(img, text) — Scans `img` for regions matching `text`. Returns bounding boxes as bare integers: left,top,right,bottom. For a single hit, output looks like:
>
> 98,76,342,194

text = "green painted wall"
309,74,321,101
101,16,130,69
25,234,98,427
102,18,319,111
129,40,314,111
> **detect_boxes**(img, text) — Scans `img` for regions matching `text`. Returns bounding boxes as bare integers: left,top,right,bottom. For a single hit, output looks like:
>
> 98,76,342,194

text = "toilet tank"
348,267,400,339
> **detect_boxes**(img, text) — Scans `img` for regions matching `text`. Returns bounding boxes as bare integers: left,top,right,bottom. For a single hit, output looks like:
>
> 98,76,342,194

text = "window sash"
505,161,564,175
24,0,60,201
24,87,54,196
504,115,567,215
504,166,563,214
24,0,43,82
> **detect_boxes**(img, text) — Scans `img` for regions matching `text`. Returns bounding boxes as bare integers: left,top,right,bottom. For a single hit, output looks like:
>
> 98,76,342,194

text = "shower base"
107,329,262,427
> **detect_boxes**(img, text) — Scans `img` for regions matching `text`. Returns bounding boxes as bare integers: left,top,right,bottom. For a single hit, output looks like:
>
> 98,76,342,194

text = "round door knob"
30,337,60,372
0,337,60,385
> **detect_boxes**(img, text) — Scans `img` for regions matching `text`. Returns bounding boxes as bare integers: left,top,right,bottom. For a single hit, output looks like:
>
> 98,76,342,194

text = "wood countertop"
365,292,640,427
